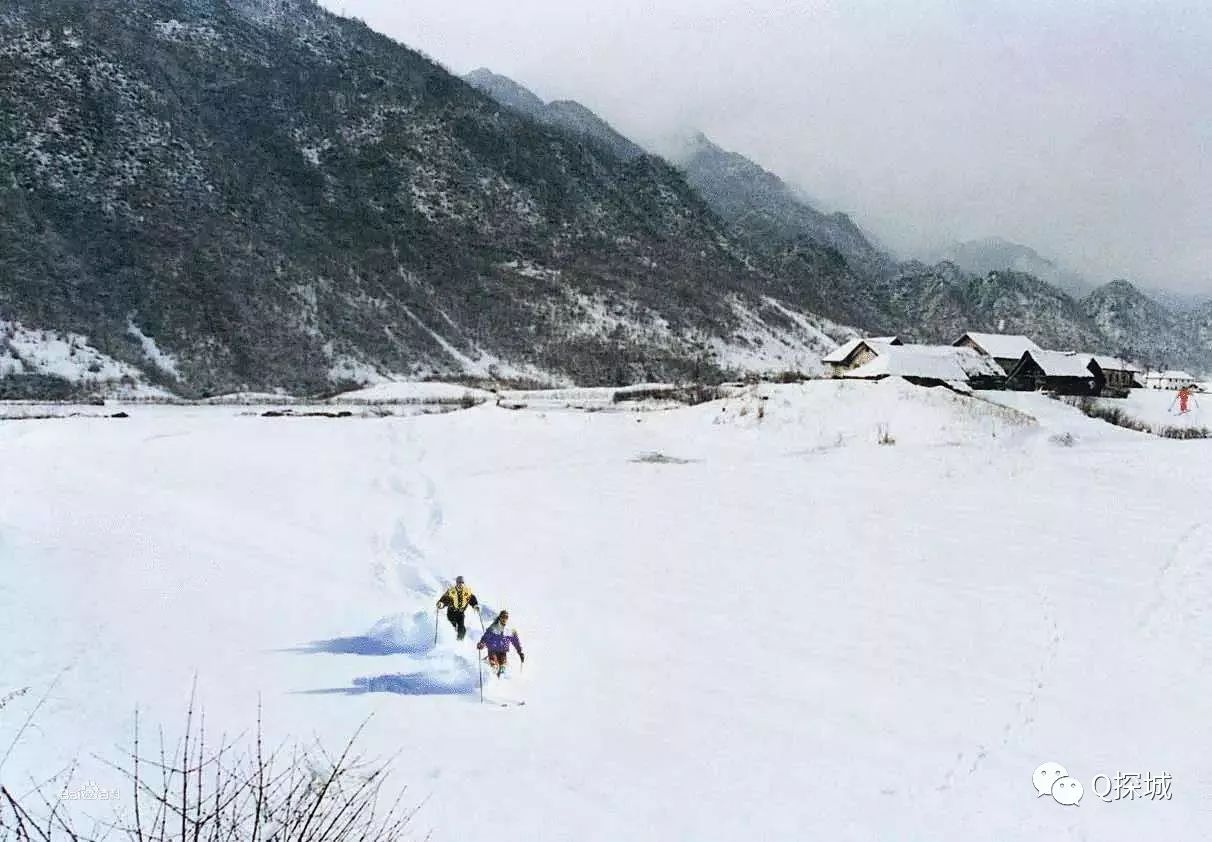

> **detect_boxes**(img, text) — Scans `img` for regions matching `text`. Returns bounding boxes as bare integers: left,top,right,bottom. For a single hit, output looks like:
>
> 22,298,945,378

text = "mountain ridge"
936,236,1093,298
0,0,859,396
463,67,646,162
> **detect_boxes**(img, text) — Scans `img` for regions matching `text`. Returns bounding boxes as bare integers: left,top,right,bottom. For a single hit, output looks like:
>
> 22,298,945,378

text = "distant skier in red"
1178,385,1192,414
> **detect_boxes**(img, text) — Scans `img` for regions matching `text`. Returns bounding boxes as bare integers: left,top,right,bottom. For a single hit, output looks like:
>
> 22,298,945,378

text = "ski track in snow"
936,588,1063,799
1137,522,1210,637
370,419,443,594
347,417,503,703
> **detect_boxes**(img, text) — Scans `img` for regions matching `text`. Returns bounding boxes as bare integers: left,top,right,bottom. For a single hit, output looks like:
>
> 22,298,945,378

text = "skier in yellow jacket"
436,576,479,640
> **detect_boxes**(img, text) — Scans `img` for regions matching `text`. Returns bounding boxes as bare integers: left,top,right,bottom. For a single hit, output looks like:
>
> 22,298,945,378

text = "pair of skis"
1169,393,1200,415
478,654,524,706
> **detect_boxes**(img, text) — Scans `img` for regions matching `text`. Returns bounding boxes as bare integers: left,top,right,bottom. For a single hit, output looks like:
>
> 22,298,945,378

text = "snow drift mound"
703,379,1037,447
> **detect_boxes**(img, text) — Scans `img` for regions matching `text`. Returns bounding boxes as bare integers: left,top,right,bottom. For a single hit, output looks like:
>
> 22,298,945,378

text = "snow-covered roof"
1145,370,1196,380
956,332,1043,359
1091,356,1142,374
821,336,901,364
844,344,1004,381
1020,350,1095,378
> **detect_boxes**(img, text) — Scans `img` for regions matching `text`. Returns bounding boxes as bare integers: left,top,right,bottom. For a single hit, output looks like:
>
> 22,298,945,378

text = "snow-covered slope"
0,320,174,398
2,322,135,382
2,383,1210,840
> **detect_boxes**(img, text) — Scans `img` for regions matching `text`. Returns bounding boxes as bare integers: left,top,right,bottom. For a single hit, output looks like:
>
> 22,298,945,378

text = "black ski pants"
446,607,467,639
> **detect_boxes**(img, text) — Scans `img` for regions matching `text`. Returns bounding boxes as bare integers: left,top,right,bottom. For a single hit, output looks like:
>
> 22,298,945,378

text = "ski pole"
434,609,440,646
478,654,484,704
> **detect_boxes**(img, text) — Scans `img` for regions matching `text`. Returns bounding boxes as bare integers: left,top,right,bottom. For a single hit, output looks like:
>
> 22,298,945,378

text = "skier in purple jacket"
477,610,524,676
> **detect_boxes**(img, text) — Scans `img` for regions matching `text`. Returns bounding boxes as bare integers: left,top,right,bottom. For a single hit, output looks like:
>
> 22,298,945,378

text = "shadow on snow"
285,635,428,656
300,668,479,697
286,610,488,696
284,611,439,656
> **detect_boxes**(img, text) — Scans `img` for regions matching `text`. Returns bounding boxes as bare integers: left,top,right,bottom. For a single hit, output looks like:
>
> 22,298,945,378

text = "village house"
953,332,1043,375
1005,350,1100,395
1090,357,1144,394
822,336,903,376
842,344,1005,389
1143,370,1197,390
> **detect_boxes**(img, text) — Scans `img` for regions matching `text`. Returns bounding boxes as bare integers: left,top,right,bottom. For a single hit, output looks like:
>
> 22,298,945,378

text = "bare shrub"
421,373,549,391
612,385,722,406
1066,397,1149,433
0,700,419,842
260,410,355,418
1161,426,1212,439
327,395,486,409
1049,432,1077,447
631,451,694,464
0,688,29,714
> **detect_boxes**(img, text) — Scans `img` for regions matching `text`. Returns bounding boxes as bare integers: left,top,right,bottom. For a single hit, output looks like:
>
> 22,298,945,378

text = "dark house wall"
1006,357,1098,395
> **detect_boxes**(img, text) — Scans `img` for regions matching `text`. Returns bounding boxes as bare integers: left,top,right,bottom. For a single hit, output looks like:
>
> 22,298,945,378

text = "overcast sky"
319,0,1211,293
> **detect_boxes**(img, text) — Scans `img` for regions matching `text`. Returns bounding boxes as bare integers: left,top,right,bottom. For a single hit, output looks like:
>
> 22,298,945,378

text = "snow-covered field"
1090,388,1210,432
2,380,1211,840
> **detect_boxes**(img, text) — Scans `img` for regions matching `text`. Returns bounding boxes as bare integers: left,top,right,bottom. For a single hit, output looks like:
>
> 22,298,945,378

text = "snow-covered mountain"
937,237,1093,298
461,74,896,330
1082,280,1212,372
929,242,1212,371
663,138,1187,359
874,263,1105,350
1082,280,1185,361
458,76,890,287
463,68,646,162
0,1,855,398
671,132,894,281
1142,286,1212,316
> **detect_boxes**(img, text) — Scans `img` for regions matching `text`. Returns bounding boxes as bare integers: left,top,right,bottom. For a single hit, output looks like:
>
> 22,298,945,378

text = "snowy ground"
2,380,1211,840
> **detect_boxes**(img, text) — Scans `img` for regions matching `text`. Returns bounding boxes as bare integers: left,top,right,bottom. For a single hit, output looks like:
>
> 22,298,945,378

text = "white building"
1143,370,1197,390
